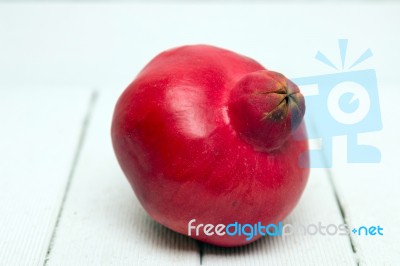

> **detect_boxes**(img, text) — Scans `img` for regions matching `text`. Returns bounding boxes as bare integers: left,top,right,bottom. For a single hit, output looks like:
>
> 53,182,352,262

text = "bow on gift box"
316,39,373,70
291,39,382,168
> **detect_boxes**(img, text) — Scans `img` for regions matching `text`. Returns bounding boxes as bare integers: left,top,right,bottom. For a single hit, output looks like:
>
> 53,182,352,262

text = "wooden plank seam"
43,90,99,265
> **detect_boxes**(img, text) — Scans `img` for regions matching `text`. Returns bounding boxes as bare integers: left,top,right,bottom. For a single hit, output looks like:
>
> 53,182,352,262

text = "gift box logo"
292,39,382,168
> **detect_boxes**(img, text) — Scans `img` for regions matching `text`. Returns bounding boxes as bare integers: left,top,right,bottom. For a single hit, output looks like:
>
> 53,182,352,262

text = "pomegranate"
111,45,309,246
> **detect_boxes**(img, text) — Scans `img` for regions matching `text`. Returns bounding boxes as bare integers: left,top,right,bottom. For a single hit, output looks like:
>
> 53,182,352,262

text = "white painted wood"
326,85,400,265
0,89,92,266
1,2,399,265
45,90,199,266
0,3,400,91
202,166,356,265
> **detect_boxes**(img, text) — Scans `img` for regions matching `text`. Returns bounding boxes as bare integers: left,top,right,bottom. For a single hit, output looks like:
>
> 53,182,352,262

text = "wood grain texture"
44,89,357,266
1,3,399,265
325,86,400,265
45,91,199,266
0,89,92,266
202,166,356,265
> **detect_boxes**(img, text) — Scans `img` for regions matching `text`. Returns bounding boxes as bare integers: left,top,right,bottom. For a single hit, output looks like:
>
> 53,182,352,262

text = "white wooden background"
0,3,399,265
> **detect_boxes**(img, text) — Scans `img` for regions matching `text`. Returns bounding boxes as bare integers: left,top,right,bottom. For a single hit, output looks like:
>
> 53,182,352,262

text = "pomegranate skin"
111,45,309,247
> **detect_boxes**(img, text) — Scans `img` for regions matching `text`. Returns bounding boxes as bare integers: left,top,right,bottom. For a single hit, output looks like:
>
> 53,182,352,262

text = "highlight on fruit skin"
111,44,310,247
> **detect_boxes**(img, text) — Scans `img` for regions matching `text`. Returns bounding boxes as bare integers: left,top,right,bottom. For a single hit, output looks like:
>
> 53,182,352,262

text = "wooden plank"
0,89,93,266
327,86,400,265
45,90,199,266
1,3,400,91
202,165,356,265
1,3,399,264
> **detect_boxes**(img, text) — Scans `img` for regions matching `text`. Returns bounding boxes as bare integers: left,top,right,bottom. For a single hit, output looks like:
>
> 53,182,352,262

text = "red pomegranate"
111,45,309,247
